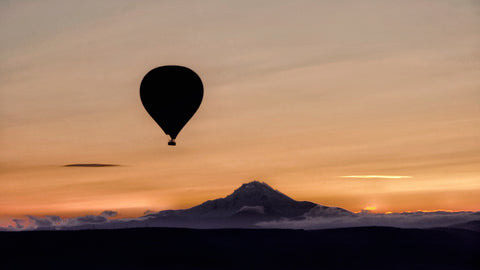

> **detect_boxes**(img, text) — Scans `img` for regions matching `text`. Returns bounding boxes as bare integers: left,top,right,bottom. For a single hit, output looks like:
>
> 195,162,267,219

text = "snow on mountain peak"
235,205,265,215
241,181,269,189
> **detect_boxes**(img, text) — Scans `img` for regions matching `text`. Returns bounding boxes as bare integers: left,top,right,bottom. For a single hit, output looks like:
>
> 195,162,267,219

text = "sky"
1,0,479,225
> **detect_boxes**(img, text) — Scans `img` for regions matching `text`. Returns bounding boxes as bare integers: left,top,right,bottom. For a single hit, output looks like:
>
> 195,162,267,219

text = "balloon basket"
168,140,176,146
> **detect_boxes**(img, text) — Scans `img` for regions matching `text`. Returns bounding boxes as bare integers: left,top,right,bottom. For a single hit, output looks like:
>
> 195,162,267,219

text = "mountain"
53,181,353,230
28,181,478,231
166,181,316,218
140,181,352,228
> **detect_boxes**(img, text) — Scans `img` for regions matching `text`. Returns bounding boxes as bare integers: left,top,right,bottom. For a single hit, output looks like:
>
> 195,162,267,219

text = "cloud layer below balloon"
1,210,478,231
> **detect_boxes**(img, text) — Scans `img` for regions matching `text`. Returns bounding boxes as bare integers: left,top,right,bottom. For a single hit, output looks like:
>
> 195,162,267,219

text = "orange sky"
1,0,479,224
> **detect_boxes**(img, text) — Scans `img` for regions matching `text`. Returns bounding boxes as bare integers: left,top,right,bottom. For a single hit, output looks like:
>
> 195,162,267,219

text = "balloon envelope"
140,66,203,145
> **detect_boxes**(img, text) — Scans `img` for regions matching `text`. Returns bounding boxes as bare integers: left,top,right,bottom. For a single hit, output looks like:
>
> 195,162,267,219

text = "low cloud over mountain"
0,211,119,231
257,210,480,230
2,182,479,231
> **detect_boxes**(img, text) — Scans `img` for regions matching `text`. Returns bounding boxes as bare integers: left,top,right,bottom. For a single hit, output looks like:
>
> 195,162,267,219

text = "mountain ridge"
147,181,352,225
38,181,354,230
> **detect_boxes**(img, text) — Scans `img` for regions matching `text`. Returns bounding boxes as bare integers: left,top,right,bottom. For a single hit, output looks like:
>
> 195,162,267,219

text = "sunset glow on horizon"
1,0,479,225
341,175,413,179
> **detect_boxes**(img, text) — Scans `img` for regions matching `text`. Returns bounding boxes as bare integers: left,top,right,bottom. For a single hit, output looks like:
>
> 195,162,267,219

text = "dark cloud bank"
63,164,120,167
0,211,120,231
2,210,479,232
257,210,480,230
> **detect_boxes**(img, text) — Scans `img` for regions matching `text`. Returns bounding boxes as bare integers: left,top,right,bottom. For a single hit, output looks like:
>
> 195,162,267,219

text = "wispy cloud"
2,209,479,231
100,210,118,217
63,164,120,167
341,175,412,179
257,211,480,230
0,210,120,231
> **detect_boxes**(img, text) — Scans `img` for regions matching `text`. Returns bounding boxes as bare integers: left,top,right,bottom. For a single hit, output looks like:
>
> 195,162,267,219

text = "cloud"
45,215,62,223
2,210,121,230
4,209,479,231
100,210,118,217
12,219,26,229
23,215,63,229
257,211,480,230
63,164,120,167
26,215,53,227
341,175,412,179
74,215,107,223
144,210,156,215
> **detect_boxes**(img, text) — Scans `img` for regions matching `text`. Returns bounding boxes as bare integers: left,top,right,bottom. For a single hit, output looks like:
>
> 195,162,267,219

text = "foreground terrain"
1,226,479,269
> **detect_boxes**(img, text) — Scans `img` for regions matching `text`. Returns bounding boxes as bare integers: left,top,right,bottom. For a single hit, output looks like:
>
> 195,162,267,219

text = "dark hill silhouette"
1,226,479,270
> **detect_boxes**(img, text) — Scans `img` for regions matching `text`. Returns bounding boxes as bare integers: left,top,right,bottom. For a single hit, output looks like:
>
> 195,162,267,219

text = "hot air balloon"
140,66,203,146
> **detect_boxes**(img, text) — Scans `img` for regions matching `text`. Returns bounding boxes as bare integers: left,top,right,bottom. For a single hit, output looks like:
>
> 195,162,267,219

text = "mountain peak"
228,181,294,202
240,180,270,188
171,180,316,219
234,181,275,193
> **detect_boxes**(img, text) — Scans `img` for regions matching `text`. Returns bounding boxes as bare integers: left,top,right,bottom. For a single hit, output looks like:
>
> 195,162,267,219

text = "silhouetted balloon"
140,66,203,146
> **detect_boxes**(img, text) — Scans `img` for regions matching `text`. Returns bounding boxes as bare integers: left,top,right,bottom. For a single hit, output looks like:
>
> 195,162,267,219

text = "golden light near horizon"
341,176,413,179
1,0,480,223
